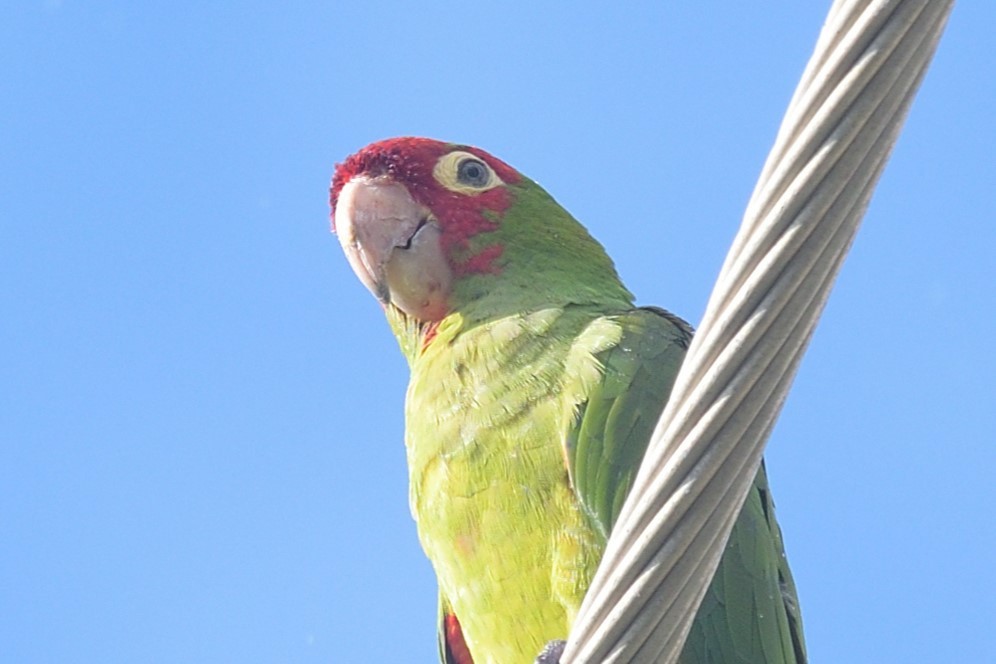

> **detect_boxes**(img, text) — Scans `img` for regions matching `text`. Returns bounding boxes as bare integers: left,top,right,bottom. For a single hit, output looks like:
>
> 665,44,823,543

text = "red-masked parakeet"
331,137,806,664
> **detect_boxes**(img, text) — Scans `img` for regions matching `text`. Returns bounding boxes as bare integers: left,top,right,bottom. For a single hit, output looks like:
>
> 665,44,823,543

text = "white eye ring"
433,150,503,194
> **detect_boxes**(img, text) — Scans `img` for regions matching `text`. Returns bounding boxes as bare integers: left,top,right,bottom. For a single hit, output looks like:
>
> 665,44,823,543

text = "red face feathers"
331,137,520,270
330,137,522,321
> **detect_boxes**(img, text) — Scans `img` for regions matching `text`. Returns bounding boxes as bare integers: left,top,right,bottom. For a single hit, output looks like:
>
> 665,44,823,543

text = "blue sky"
2,2,993,662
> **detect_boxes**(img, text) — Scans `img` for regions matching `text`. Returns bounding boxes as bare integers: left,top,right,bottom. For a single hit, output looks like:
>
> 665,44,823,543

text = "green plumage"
388,171,805,663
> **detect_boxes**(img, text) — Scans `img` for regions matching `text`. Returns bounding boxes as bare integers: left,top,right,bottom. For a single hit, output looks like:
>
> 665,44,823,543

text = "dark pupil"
458,159,488,186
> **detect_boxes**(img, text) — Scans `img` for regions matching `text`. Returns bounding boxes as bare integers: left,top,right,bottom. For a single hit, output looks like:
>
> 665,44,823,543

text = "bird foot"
535,640,566,664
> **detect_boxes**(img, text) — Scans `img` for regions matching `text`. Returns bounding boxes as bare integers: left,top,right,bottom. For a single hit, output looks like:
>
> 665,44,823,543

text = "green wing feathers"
566,307,691,535
680,462,807,663
566,308,806,664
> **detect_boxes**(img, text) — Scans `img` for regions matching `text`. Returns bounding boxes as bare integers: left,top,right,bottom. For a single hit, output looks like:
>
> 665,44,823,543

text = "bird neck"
387,180,633,363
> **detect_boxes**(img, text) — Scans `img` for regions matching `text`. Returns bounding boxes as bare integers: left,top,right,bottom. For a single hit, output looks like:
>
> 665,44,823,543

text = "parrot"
330,137,806,664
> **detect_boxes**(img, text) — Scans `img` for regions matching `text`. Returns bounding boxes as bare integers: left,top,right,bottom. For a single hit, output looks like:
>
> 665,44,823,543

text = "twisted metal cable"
561,2,955,662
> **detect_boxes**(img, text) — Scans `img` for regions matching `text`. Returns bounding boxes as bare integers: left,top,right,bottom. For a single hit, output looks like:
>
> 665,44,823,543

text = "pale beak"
334,176,452,321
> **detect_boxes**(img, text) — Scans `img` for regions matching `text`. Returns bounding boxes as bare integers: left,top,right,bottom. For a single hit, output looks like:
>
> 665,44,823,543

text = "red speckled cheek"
421,186,514,276
453,244,504,276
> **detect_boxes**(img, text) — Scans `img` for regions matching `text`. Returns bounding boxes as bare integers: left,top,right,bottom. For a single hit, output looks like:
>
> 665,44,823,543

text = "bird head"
331,137,521,323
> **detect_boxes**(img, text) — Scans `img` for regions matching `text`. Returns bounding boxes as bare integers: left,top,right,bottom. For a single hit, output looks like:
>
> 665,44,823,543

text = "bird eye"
456,158,490,188
433,150,503,194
